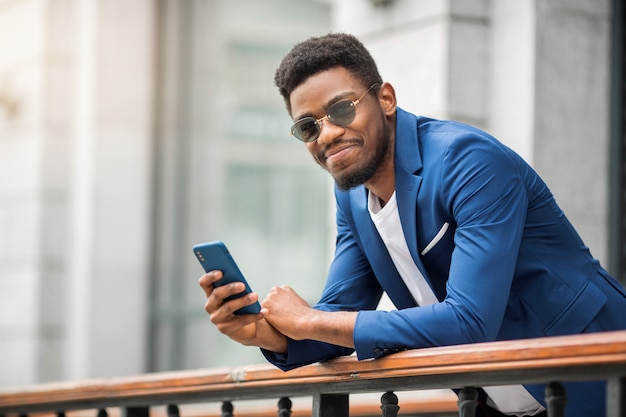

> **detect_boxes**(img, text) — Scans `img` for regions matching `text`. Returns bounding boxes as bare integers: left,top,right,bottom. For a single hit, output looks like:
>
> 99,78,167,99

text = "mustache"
317,138,364,162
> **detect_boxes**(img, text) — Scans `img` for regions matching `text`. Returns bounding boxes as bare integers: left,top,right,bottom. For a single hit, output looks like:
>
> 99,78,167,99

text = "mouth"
318,139,363,165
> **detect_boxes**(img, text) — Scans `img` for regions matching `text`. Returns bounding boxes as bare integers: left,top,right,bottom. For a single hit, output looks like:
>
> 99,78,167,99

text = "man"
199,33,626,416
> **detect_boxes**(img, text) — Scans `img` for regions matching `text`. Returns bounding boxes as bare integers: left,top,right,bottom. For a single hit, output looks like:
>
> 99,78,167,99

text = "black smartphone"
193,241,261,315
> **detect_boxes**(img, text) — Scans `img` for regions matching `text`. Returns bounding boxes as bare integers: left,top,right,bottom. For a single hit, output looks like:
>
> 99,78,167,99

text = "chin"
333,169,376,191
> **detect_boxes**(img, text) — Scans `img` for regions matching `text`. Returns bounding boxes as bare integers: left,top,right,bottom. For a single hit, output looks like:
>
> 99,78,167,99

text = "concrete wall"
64,0,154,381
0,0,75,386
0,0,154,385
532,0,611,262
334,0,612,264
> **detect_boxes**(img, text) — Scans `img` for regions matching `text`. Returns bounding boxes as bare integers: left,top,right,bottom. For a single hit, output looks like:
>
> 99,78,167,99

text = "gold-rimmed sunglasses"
290,84,378,143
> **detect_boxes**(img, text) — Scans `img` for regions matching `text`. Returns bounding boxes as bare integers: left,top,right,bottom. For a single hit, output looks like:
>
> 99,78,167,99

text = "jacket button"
374,348,383,355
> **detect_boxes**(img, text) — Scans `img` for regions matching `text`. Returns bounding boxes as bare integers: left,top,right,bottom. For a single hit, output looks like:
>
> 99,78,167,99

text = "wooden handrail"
1,330,625,414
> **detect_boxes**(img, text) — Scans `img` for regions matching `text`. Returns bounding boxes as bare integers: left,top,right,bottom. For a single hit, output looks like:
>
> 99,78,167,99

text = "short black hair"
275,33,383,114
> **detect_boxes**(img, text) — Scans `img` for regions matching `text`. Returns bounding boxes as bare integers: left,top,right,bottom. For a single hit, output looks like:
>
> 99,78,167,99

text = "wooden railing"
1,331,625,417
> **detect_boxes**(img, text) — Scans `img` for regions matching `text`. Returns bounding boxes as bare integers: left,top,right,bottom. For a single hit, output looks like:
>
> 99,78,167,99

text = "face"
289,67,395,191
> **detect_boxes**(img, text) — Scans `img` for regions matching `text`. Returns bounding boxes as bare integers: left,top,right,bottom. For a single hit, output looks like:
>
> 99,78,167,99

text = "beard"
332,119,392,191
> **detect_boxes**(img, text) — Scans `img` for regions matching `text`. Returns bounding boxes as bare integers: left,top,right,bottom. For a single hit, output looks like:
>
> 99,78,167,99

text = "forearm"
262,285,358,349
294,309,357,349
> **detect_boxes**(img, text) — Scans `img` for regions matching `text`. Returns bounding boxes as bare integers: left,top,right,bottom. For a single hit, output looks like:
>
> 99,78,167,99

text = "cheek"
305,143,323,165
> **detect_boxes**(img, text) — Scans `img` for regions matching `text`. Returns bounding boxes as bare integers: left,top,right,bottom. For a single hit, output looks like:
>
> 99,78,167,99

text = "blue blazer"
264,109,626,414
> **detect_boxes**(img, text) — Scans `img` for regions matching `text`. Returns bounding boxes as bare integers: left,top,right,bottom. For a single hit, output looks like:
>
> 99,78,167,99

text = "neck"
366,126,395,205
365,160,395,206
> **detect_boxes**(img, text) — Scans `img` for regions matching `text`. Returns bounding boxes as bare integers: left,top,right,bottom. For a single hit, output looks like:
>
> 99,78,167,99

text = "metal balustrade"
0,331,625,417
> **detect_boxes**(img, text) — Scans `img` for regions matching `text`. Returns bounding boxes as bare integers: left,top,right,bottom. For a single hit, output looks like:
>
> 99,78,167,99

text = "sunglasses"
290,84,378,143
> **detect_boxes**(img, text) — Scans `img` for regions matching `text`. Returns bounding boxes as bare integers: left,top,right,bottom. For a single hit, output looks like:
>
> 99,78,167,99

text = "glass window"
150,0,332,371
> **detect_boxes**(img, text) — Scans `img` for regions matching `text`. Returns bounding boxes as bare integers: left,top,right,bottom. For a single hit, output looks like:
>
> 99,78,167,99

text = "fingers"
199,271,261,318
209,293,265,343
209,291,259,319
198,271,268,347
212,306,262,334
262,285,302,307
199,271,237,312
199,271,244,305
198,270,223,298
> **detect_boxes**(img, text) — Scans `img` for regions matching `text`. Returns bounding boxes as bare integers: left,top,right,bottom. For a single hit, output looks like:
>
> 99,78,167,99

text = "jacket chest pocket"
421,222,453,257
420,222,454,273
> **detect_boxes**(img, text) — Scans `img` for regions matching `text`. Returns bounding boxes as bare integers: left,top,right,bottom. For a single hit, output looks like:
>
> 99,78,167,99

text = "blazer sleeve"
354,131,529,359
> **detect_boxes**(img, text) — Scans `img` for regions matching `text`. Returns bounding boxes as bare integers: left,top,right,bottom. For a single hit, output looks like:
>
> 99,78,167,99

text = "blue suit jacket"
264,109,626,414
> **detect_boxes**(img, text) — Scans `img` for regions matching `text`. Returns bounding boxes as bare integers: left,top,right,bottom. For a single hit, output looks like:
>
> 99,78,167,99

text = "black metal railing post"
122,407,149,417
545,382,567,417
221,401,234,417
277,397,292,417
457,387,478,417
380,391,399,417
312,393,349,417
166,404,179,417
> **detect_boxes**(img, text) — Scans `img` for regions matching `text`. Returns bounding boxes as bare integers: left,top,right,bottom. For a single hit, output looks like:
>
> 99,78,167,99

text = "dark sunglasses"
290,84,378,143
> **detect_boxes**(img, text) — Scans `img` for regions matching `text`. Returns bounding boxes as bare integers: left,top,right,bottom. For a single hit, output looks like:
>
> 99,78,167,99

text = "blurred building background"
0,0,623,388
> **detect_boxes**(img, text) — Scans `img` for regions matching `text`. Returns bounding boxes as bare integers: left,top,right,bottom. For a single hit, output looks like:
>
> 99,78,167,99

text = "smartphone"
193,241,261,315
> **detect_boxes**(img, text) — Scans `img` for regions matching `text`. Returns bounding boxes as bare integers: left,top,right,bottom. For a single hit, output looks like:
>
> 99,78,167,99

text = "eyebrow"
293,90,357,122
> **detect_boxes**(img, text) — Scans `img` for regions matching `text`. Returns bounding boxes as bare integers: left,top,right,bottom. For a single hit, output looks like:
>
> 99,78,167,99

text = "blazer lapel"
350,187,417,310
393,109,437,297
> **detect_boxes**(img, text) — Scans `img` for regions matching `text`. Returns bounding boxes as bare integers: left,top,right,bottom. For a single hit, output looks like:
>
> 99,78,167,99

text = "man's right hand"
199,271,288,353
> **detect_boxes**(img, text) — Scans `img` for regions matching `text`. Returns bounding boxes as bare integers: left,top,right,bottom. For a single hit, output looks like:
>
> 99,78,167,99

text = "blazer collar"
395,108,423,177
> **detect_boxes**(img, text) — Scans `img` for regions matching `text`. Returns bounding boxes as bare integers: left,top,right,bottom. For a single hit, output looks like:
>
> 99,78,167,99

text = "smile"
319,139,363,165
326,145,357,163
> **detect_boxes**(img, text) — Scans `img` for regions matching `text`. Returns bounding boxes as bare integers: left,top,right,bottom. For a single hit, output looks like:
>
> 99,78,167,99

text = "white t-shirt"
368,191,545,416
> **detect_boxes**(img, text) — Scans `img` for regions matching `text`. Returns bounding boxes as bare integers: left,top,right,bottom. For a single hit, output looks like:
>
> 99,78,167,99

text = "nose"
315,118,345,146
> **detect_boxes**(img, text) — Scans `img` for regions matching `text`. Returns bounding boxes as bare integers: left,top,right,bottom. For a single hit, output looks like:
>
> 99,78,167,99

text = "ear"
378,82,397,116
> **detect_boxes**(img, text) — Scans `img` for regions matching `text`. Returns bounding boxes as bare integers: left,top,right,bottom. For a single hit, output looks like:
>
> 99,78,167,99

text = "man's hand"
199,271,287,353
261,285,312,341
262,285,357,349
